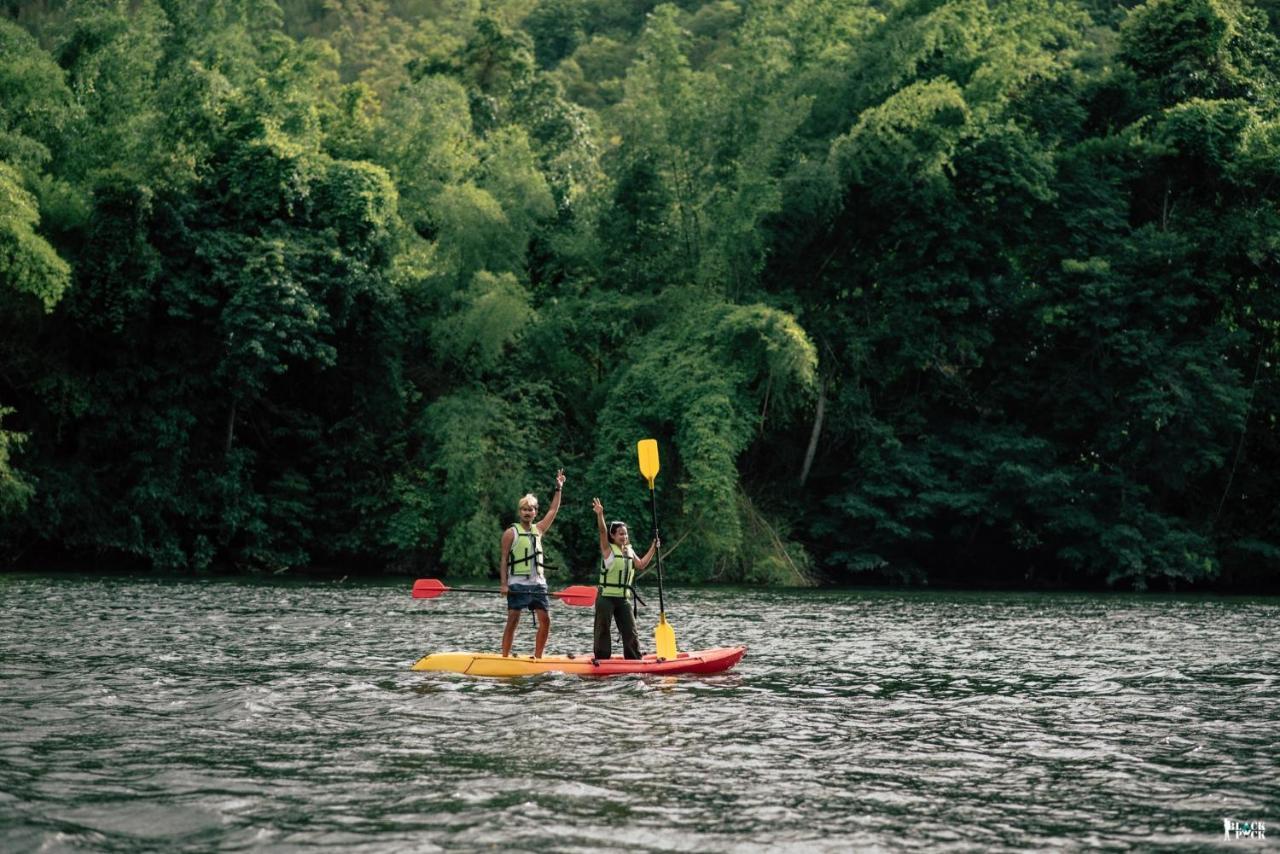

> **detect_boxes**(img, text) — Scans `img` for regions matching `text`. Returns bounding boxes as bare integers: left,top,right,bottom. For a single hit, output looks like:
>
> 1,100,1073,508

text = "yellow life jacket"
598,542,634,600
508,524,542,580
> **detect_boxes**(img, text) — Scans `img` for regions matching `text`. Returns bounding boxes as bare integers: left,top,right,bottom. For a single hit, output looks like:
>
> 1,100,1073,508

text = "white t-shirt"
508,524,547,588
603,546,639,570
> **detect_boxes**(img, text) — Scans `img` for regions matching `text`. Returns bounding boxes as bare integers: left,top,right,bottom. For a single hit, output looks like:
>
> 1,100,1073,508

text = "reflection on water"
1,575,1277,851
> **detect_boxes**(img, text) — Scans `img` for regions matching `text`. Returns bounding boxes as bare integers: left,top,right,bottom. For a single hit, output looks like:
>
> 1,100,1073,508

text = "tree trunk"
799,382,826,486
225,398,237,456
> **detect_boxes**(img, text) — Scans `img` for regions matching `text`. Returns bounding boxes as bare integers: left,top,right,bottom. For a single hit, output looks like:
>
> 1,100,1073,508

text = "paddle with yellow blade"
637,439,678,660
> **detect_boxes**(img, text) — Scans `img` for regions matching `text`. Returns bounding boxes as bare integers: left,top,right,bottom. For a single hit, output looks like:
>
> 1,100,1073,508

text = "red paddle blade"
552,585,598,607
411,579,449,599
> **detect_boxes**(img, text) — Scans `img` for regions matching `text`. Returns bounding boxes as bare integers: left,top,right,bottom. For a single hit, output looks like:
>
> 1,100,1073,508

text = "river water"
1,574,1276,851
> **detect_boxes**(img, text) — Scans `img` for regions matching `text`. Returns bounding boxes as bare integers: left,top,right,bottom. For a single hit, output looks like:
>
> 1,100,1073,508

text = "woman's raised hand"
592,497,604,516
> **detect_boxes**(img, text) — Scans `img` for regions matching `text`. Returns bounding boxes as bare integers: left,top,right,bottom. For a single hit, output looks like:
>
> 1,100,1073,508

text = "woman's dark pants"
593,596,642,660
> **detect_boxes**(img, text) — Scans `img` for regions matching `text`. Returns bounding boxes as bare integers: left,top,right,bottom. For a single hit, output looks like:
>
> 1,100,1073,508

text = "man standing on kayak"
591,497,658,661
499,469,565,658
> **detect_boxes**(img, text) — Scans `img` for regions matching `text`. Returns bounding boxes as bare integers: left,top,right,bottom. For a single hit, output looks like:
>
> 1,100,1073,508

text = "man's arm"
498,527,514,593
535,468,566,533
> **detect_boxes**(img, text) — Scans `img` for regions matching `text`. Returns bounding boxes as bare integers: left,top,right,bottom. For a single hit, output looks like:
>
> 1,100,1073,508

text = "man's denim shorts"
507,584,550,612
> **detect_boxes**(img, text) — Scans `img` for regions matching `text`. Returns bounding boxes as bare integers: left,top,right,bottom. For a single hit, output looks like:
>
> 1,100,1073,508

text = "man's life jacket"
508,524,543,580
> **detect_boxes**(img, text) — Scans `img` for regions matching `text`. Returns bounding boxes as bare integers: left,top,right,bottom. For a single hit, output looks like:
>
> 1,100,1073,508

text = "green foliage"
588,299,817,579
433,270,535,371
431,182,522,280
398,385,563,575
461,15,537,106
601,1,823,294
832,77,971,191
53,0,168,182
218,241,336,396
0,18,76,172
0,163,71,312
737,489,815,585
2,0,1278,592
0,408,34,517
553,34,632,107
1119,0,1280,105
526,0,588,68
374,74,477,231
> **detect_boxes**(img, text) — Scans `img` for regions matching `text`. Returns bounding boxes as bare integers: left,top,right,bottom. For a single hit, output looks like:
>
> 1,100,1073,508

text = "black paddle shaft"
446,584,561,594
648,486,667,615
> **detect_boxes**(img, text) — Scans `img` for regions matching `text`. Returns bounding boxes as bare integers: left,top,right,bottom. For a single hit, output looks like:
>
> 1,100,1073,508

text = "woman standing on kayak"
591,497,658,660
499,469,565,658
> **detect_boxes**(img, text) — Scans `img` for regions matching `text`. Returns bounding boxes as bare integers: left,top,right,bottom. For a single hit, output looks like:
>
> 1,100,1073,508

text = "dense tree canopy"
1,0,1277,590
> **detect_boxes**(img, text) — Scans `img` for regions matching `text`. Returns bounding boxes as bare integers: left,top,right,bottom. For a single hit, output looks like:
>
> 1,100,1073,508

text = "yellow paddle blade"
637,438,660,488
655,613,677,660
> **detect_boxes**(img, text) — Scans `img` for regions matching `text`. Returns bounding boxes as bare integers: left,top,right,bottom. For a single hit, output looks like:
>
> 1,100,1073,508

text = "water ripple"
1,577,1277,851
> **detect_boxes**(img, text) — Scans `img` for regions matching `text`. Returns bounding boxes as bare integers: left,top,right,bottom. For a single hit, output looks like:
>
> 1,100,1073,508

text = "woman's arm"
592,497,610,557
634,537,660,572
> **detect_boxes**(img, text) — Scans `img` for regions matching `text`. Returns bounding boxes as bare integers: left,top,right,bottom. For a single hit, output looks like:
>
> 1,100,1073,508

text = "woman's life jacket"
598,542,635,600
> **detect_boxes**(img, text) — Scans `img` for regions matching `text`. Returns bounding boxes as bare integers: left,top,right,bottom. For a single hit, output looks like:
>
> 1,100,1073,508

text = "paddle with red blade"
412,579,597,607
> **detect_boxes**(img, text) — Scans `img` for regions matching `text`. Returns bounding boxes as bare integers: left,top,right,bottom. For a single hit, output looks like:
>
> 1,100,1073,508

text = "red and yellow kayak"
412,646,746,677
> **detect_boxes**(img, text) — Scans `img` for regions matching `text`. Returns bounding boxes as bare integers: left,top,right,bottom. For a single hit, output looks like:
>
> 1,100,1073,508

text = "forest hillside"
2,0,1279,589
